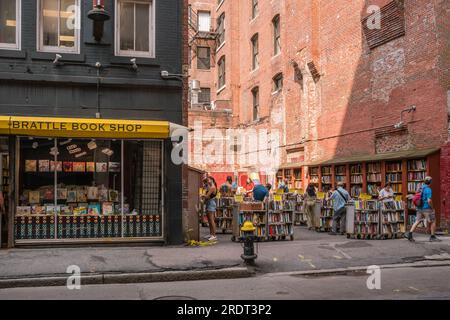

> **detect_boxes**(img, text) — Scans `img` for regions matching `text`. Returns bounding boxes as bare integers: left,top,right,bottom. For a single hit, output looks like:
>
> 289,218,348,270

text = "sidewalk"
0,227,449,286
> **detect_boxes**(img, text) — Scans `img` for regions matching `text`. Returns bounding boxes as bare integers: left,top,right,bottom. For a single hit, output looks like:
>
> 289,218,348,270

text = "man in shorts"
405,176,441,242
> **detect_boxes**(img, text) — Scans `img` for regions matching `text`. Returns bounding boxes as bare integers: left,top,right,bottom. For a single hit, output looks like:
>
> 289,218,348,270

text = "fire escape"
188,6,218,110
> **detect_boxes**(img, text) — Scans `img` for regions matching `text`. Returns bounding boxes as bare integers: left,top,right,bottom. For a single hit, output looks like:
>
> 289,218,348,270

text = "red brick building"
187,0,449,229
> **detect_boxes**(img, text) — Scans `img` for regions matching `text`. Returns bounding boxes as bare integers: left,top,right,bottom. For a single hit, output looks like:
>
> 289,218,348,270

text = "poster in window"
60,206,72,215
29,191,40,204
44,188,54,201
39,160,50,172
17,206,31,216
88,203,101,216
50,161,63,172
99,188,108,202
96,162,108,173
63,162,73,172
86,162,95,172
73,205,88,215
67,190,77,203
108,162,120,172
108,190,119,202
31,205,46,215
102,202,114,215
73,162,86,172
57,188,68,200
115,203,130,215
25,160,37,172
87,187,99,200
77,188,87,202
46,205,61,215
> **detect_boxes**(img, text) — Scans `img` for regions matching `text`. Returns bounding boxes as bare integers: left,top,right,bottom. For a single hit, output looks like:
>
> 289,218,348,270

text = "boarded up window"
362,0,405,50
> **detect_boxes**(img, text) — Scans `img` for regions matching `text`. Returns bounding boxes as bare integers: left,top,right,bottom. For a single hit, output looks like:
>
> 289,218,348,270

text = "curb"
266,260,450,278
0,267,252,289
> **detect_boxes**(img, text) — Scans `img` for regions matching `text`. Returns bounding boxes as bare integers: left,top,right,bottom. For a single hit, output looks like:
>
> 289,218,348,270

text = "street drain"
154,296,197,300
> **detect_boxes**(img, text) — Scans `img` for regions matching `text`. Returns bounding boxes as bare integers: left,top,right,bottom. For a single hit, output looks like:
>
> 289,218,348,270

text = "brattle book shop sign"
11,120,143,133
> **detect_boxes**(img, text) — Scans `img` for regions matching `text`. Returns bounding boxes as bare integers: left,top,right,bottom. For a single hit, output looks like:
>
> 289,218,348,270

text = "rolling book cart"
316,198,333,232
215,197,234,234
267,196,294,241
346,200,380,239
292,194,307,226
232,200,267,242
346,199,406,240
380,200,406,239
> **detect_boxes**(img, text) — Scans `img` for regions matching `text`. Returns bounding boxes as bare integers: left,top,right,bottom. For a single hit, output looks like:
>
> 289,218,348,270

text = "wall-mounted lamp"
53,54,62,65
130,58,138,71
88,0,110,42
394,105,416,129
160,70,189,81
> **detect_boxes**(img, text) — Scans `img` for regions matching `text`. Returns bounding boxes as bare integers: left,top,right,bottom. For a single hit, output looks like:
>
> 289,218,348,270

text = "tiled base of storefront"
14,215,162,241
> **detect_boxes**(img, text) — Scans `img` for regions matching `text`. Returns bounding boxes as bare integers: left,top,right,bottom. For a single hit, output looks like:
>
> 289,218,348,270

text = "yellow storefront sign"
0,116,170,139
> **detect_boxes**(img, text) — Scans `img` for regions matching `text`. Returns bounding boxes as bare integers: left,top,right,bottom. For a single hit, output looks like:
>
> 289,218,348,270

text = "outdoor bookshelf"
288,193,306,226
233,203,267,242
308,167,319,188
276,170,283,189
385,161,403,196
350,164,363,198
284,169,293,189
293,168,303,189
321,166,332,192
406,159,427,227
366,162,382,197
335,165,347,186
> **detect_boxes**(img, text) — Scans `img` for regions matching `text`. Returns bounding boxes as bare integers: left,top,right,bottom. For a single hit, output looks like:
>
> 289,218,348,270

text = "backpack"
412,185,426,209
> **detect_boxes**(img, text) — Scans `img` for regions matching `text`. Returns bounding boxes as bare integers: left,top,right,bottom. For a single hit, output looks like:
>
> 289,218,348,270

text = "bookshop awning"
304,148,440,167
0,116,177,139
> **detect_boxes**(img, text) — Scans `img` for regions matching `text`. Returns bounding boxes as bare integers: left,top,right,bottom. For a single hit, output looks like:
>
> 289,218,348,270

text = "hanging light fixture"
88,0,110,42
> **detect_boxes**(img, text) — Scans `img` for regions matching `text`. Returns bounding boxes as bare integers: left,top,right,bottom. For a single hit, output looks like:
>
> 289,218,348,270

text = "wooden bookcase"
321,166,332,192
293,168,303,189
366,162,382,197
335,165,347,188
350,164,363,198
308,166,319,189
385,160,403,197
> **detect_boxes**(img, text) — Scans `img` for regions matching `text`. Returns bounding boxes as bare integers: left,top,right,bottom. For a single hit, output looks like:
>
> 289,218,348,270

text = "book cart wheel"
290,235,294,241
346,233,350,239
231,235,236,242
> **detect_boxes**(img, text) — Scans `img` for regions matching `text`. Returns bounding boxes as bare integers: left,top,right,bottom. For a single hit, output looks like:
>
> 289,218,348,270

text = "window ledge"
250,67,259,74
110,56,160,67
31,51,86,62
250,15,259,24
217,85,226,94
0,50,26,59
271,52,282,60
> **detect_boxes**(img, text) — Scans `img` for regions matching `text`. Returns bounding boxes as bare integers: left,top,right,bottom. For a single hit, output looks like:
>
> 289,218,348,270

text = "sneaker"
203,234,212,239
429,235,442,242
208,235,218,241
404,232,415,242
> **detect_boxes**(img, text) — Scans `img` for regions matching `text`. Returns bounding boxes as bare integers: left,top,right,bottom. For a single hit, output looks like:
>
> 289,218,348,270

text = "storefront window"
15,137,163,242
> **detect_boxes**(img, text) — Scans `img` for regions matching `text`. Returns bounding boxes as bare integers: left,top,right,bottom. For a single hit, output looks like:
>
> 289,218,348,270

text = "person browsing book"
219,176,234,196
303,184,317,230
253,183,272,202
202,176,218,242
329,182,350,235
378,182,394,203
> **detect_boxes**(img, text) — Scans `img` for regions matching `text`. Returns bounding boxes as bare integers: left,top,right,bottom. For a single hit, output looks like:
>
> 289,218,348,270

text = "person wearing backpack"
329,181,350,235
405,176,441,242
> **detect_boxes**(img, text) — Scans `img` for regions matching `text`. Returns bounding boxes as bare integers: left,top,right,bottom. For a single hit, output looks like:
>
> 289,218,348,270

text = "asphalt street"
0,265,449,300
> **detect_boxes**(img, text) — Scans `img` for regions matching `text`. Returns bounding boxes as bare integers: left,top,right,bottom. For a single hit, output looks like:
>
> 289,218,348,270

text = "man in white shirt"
329,182,350,235
378,182,394,203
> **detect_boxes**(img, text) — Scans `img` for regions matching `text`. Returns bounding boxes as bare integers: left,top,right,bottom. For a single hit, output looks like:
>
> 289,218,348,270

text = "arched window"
272,14,281,55
251,33,259,70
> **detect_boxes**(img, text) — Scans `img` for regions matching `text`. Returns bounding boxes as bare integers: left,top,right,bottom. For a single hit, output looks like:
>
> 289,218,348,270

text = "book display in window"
350,164,363,198
276,170,283,189
321,166,332,192
385,161,403,196
366,162,381,197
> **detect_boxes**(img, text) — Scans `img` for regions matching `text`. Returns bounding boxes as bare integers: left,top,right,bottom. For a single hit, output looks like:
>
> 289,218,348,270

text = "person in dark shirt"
253,183,272,202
